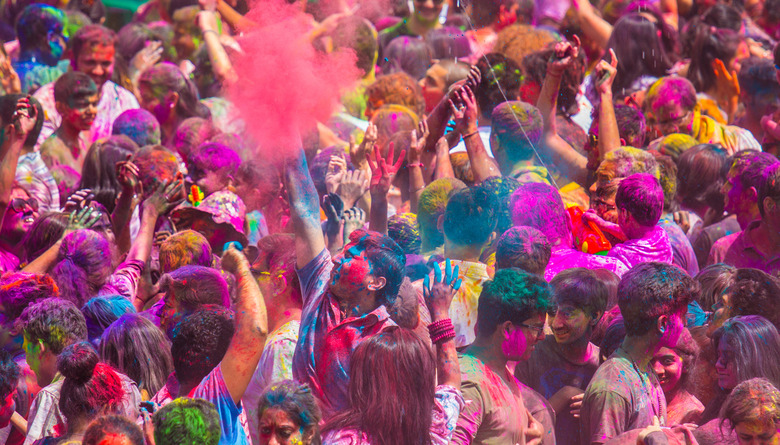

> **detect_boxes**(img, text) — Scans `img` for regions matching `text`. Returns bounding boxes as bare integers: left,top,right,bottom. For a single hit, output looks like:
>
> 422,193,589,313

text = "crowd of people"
0,0,778,443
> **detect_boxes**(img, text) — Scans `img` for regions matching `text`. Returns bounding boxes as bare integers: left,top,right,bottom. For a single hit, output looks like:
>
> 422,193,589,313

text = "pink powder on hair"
228,0,361,156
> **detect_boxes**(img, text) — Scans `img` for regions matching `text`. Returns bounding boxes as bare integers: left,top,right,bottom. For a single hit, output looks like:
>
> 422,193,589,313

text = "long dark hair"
686,23,743,93
605,14,673,95
323,327,436,445
78,135,139,213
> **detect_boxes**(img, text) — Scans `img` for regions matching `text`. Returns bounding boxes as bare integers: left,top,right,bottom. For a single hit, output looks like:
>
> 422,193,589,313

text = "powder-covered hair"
510,182,570,244
259,381,322,445
164,265,231,312
69,24,116,62
0,272,58,323
550,268,608,320
476,268,552,338
347,230,406,307
16,298,87,354
82,415,144,445
159,230,213,273
417,178,467,249
730,150,778,194
724,268,780,330
695,264,737,311
153,398,220,445
644,76,698,115
187,142,241,186
138,62,210,121
365,72,424,119
100,313,173,397
51,229,113,307
601,147,660,180
495,226,551,276
171,307,234,385
720,378,780,433
618,262,698,336
112,109,161,147
380,36,432,80
132,144,180,195
323,326,435,445
615,173,664,227
54,71,98,106
759,162,780,219
712,316,780,390
442,186,498,247
57,342,124,421
491,101,543,164
81,295,135,347
16,4,65,52
171,117,219,160
253,234,301,306
481,176,521,236
388,213,421,256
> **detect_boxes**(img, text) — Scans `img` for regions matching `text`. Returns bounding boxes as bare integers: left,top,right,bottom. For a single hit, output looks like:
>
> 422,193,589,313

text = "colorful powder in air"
228,0,361,157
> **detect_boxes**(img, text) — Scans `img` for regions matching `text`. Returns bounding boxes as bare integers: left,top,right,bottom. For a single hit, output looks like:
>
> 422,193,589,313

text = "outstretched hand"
408,119,430,164
423,259,462,319
594,48,618,95
65,205,102,236
449,85,479,135
548,35,581,77
143,175,185,216
712,58,740,101
221,243,250,275
10,96,36,136
367,142,405,197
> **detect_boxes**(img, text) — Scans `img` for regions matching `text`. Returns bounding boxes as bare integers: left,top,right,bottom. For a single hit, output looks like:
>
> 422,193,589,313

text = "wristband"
203,29,219,37
407,162,423,168
428,318,455,344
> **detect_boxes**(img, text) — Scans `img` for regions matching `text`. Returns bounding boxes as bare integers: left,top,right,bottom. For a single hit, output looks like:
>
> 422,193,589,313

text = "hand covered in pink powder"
423,259,462,320
449,85,479,135
761,113,780,142
548,35,581,77
367,142,405,197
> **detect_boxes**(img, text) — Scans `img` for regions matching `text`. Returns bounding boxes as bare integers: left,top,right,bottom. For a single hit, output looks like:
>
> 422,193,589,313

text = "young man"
580,262,698,445
33,25,140,148
708,161,780,274
451,268,552,444
510,182,629,280
18,298,142,444
12,4,68,93
286,146,405,417
39,72,99,173
415,186,498,347
516,268,608,445
495,225,552,276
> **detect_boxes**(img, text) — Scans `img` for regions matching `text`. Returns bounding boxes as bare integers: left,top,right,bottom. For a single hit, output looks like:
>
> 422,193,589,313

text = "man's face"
76,44,115,89
329,241,375,304
550,304,593,345
734,419,780,445
138,84,174,124
647,102,694,140
420,64,448,114
413,0,444,25
589,162,620,223
503,313,546,361
1,188,37,243
722,165,754,217
59,93,98,132
159,291,183,335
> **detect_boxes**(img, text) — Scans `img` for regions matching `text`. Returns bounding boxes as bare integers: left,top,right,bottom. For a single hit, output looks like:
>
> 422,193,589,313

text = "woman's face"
716,340,739,391
734,420,780,445
651,347,684,394
257,407,307,445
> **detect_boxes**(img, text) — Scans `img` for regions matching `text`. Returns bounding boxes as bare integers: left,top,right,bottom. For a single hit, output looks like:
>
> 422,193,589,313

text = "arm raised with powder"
220,245,268,404
368,143,405,235
450,85,500,182
0,97,35,222
537,37,589,187
424,259,462,389
595,50,621,161
285,145,326,269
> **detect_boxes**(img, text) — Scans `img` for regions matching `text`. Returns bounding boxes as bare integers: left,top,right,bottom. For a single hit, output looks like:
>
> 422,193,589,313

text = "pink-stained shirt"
321,385,465,445
544,245,629,282
706,221,780,274
607,226,674,270
293,249,396,418
33,80,140,149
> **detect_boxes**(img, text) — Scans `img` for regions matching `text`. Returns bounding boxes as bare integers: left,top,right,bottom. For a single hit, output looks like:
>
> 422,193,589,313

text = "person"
99,313,173,400
323,259,463,444
417,178,467,257
77,135,139,214
81,415,144,445
516,268,607,445
650,328,704,425
35,342,126,444
419,60,471,114
111,108,161,147
152,398,221,445
0,350,20,430
38,72,98,173
286,143,405,417
33,25,140,148
157,265,231,335
451,267,551,444
255,380,321,445
12,5,68,93
708,162,780,273
736,58,780,142
580,262,698,445
510,182,628,281
187,142,241,198
0,186,38,273
377,0,443,59
604,173,674,269
719,378,780,445
494,226,552,276
489,101,548,184
643,76,760,153
81,295,135,347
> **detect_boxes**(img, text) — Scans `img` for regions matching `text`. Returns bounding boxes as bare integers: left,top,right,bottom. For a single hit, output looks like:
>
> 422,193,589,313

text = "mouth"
22,213,35,224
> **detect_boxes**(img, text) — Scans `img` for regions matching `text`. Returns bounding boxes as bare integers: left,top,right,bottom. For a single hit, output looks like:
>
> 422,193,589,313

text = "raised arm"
285,147,326,269
0,97,36,222
423,66,482,154
112,158,142,255
197,9,238,86
408,121,429,214
423,259,462,389
595,50,621,160
569,0,612,50
368,143,405,234
537,37,589,186
450,85,500,182
219,246,268,404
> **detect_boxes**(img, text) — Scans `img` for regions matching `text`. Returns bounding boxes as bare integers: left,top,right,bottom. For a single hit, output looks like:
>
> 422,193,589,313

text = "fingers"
392,150,406,171
386,141,395,165
433,261,442,283
423,274,431,298
608,48,618,68
445,258,452,284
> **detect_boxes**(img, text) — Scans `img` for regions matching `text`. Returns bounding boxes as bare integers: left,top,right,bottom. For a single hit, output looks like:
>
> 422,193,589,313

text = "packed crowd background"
0,0,778,443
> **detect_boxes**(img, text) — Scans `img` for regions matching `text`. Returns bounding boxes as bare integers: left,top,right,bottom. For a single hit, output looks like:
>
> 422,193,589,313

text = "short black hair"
442,186,498,247
738,57,780,101
476,268,552,338
83,415,144,445
614,105,646,147
475,53,522,121
0,350,19,399
495,226,551,276
480,176,520,235
347,229,406,307
54,71,98,106
171,307,234,385
16,298,87,354
759,162,780,219
618,262,698,336
550,268,608,320
615,173,664,227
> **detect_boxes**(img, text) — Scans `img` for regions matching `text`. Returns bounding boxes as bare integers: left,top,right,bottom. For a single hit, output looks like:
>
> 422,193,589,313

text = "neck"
443,240,484,263
468,337,508,373
407,14,437,36
335,289,380,318
178,380,197,398
267,304,301,334
556,335,593,364
0,237,22,257
619,334,659,370
66,416,91,438
736,207,761,229
624,223,654,240
55,124,83,146
665,384,682,404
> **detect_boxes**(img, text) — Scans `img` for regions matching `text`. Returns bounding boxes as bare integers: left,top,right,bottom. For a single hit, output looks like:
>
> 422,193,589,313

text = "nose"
715,356,726,371
652,360,665,377
588,182,597,196
551,313,565,329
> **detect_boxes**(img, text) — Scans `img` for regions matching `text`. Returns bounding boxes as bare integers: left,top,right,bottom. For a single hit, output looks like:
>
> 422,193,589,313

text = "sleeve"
192,365,245,445
24,390,63,445
580,390,631,445
296,248,332,306
430,385,466,445
450,380,485,445
707,238,728,266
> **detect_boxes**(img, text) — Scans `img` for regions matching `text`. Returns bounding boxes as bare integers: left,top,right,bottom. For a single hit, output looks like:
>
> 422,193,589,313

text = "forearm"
369,192,387,234
575,7,612,49
216,0,257,31
111,189,137,254
433,150,455,180
126,207,159,264
463,131,500,182
431,309,460,389
409,165,425,214
598,91,621,159
202,31,238,85
0,136,24,213
285,149,326,267
538,73,562,137
424,102,452,153
23,238,62,274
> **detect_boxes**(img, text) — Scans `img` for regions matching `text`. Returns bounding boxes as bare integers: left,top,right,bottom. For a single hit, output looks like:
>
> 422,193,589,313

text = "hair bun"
57,341,99,384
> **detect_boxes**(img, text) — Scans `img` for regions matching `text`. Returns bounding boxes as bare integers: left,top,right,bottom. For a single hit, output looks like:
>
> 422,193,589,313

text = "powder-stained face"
651,346,684,394
257,407,306,445
551,305,592,345
60,93,98,132
647,101,694,140
22,336,42,382
502,314,545,361
413,0,444,24
76,44,115,89
716,340,739,391
1,188,37,242
138,84,174,125
95,433,135,445
420,64,448,114
734,420,780,445
329,241,375,304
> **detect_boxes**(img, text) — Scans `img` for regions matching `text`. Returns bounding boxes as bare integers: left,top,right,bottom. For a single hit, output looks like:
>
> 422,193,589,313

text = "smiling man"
33,25,139,150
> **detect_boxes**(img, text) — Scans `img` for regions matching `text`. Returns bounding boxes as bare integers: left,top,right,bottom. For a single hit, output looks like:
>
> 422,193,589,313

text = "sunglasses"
10,198,37,214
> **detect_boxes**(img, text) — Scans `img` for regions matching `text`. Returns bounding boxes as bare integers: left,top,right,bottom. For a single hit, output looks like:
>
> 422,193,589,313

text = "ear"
501,320,514,338
168,91,180,109
764,196,777,215
656,314,669,335
487,231,497,245
747,186,758,202
367,276,386,292
437,214,445,233
619,138,626,147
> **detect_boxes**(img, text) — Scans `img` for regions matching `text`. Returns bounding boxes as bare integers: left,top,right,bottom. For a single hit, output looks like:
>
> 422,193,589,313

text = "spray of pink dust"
227,0,361,157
